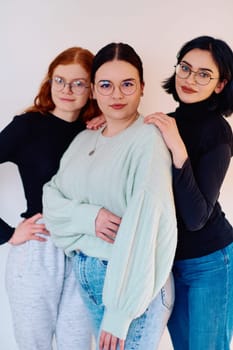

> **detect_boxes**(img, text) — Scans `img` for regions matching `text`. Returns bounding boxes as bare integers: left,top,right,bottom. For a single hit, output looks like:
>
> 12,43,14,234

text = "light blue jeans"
73,251,174,350
168,242,233,350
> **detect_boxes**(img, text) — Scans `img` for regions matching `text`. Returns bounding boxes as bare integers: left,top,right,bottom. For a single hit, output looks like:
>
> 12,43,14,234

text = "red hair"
26,47,100,121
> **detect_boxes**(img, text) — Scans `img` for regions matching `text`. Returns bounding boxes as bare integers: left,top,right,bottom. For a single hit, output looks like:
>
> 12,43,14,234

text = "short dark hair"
162,36,233,116
91,42,144,84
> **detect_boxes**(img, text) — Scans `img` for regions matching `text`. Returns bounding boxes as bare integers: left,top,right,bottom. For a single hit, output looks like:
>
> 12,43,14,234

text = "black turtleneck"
169,99,233,259
0,111,86,244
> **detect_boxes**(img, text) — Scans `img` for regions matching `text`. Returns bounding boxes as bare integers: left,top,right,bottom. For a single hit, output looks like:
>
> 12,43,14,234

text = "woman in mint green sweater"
42,43,177,350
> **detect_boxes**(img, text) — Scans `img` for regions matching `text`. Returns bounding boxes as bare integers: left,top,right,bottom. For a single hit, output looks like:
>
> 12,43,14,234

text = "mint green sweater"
42,116,177,339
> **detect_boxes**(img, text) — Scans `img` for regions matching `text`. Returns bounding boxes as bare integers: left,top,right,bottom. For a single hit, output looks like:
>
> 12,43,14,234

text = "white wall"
0,0,233,348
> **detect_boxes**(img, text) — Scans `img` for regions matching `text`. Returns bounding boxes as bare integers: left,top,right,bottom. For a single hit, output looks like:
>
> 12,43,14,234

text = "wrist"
172,148,188,169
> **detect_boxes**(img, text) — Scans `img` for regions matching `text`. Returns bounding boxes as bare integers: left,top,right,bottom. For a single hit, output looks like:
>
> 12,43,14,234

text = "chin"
178,95,199,104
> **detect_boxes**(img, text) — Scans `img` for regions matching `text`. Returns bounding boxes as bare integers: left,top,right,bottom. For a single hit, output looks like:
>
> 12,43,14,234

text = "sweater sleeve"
0,219,14,244
0,116,26,243
42,142,102,254
173,144,231,231
0,115,28,162
101,129,177,339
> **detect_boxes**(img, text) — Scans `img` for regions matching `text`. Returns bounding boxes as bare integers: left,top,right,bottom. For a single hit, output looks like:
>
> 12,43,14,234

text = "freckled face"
175,49,223,104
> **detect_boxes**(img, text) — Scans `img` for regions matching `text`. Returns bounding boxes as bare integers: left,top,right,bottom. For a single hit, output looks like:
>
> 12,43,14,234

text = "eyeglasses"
50,76,90,95
175,62,219,86
95,79,137,96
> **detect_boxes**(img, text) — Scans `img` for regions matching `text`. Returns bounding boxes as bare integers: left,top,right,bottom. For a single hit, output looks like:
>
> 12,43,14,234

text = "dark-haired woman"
145,35,233,350
43,42,177,350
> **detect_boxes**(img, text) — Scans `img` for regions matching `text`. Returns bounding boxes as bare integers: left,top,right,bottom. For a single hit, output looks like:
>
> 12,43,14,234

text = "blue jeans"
168,242,233,350
73,251,174,350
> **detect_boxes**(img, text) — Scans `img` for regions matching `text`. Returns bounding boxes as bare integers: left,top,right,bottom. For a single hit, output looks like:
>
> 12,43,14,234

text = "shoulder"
202,115,233,152
201,113,231,134
68,128,98,145
7,111,45,132
59,128,98,157
13,111,43,123
132,116,169,149
125,116,171,165
133,115,163,137
217,116,232,138
0,112,39,136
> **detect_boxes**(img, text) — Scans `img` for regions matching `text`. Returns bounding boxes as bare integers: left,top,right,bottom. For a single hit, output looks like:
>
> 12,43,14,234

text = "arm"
173,144,231,230
42,134,121,252
100,127,177,340
8,213,49,245
144,113,232,230
0,219,15,244
144,112,188,168
95,208,121,244
43,174,102,252
43,177,120,249
0,116,29,243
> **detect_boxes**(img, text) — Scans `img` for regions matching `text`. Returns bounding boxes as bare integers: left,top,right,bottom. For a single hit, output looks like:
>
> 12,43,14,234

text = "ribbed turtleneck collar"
175,98,220,123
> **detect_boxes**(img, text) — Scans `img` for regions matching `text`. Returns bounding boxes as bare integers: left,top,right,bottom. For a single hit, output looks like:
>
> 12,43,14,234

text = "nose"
63,83,73,93
186,72,197,84
112,86,124,98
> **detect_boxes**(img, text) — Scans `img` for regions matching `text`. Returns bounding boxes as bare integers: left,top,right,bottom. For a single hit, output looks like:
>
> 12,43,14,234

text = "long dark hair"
162,36,233,116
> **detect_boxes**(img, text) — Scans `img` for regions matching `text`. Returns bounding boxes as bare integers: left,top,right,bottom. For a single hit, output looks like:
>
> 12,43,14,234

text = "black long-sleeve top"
0,111,85,244
171,100,233,259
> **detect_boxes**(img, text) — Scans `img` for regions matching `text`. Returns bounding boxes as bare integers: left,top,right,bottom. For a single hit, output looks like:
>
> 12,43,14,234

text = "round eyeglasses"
50,76,90,95
175,62,219,86
95,79,137,96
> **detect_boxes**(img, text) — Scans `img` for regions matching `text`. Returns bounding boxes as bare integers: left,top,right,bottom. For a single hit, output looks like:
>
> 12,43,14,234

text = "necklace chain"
88,113,140,156
88,127,105,156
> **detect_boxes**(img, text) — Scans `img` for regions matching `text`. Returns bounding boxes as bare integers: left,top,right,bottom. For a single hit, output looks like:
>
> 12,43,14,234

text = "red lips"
110,104,126,109
181,86,197,94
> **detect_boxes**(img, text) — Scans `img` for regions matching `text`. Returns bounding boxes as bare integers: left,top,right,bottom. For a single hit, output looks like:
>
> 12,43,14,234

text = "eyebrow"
181,60,214,73
122,78,136,82
98,78,136,82
54,75,88,81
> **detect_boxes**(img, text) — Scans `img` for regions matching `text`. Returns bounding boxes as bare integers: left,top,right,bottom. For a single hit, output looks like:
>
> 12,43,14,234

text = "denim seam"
222,246,230,349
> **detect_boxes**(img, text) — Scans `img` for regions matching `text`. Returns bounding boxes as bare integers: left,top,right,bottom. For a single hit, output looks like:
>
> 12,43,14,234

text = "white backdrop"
0,0,233,349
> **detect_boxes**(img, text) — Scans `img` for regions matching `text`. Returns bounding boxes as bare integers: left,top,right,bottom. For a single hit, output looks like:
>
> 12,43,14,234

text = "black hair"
91,42,144,84
162,36,233,116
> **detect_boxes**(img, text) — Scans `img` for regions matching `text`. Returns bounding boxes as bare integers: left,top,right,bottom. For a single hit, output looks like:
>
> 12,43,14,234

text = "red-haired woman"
0,47,103,350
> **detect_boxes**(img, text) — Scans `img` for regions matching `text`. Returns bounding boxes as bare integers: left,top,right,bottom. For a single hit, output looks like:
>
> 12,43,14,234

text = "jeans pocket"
161,274,175,310
97,258,108,267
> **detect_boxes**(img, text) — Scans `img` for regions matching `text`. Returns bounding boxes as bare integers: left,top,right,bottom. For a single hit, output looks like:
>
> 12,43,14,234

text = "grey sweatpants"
5,234,92,350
